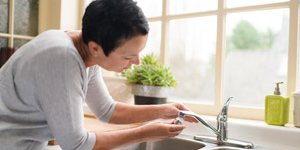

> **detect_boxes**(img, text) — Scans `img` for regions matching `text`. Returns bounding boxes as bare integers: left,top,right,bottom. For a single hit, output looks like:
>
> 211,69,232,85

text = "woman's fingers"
161,103,191,119
173,103,190,111
168,124,186,132
142,121,186,141
167,124,186,137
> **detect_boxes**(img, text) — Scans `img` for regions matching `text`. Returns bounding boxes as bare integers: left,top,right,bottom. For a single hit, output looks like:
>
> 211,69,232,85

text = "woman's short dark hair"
82,0,149,56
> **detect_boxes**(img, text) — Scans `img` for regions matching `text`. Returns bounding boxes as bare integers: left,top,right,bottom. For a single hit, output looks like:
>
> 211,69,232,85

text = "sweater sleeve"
34,46,95,150
85,66,117,123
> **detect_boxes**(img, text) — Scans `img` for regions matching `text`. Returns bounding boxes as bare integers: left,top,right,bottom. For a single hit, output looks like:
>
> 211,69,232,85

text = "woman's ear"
88,41,103,57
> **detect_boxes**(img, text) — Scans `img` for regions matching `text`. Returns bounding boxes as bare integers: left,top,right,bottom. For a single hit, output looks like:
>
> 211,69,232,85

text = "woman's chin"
115,68,126,73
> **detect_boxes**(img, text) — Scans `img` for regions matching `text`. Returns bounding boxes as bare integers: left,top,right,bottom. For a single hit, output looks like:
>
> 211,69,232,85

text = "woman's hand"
139,121,186,141
160,103,189,119
160,103,198,123
93,120,186,150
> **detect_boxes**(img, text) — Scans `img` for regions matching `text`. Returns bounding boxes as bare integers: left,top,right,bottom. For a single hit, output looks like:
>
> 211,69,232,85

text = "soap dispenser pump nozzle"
274,82,284,95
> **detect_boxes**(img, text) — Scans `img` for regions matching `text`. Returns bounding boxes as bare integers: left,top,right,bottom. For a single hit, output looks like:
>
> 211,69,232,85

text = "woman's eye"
124,57,132,60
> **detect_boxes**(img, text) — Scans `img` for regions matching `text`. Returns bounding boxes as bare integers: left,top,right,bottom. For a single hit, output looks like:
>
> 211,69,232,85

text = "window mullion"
224,2,289,14
77,0,86,30
287,0,300,94
287,0,300,123
214,0,226,109
8,0,14,47
160,0,168,64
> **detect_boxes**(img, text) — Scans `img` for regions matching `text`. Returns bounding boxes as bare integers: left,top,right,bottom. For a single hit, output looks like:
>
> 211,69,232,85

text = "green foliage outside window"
227,20,277,52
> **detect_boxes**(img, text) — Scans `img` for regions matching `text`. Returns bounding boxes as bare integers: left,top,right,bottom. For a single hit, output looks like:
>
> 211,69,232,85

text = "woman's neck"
65,30,93,68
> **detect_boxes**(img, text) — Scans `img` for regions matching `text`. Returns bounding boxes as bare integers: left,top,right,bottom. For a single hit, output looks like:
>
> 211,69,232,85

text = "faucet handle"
218,97,233,121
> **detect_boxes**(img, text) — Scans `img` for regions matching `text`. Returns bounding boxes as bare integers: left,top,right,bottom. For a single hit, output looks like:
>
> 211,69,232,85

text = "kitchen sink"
112,134,280,150
113,135,206,150
46,134,278,150
113,135,251,150
145,137,206,150
208,147,246,150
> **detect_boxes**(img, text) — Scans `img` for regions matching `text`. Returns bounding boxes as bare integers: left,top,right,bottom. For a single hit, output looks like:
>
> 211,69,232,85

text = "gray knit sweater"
0,30,116,150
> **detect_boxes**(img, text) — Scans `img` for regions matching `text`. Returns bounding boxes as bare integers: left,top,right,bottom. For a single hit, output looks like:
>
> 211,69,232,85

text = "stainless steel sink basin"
208,146,246,150
114,135,275,150
45,134,275,150
145,137,206,150
113,136,206,150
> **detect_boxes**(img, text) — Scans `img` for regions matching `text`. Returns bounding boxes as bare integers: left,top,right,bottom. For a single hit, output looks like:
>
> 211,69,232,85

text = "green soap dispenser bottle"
265,82,289,126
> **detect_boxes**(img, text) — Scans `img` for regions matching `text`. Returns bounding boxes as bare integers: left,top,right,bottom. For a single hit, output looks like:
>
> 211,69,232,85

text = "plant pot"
132,84,170,105
134,95,167,105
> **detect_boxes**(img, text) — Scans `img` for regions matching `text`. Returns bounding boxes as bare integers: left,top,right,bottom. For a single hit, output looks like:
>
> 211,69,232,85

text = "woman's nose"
132,56,140,65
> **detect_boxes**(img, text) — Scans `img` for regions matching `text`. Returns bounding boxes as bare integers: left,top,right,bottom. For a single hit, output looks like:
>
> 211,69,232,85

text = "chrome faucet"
216,96,232,141
176,97,254,149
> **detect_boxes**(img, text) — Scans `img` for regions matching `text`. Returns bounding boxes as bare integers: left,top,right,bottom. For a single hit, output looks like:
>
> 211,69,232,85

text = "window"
135,0,299,120
225,9,289,108
136,0,162,18
0,0,39,48
140,22,162,57
168,16,217,104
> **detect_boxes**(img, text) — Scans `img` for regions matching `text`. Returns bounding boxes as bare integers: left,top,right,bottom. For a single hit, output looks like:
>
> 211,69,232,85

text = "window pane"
0,0,9,33
168,0,217,15
135,0,162,18
140,21,161,58
0,37,8,48
168,16,217,104
14,39,30,48
225,9,289,108
14,0,38,36
226,0,288,8
86,0,92,6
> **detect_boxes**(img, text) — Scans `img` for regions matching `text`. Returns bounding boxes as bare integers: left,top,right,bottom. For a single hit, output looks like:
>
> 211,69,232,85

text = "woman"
0,0,191,149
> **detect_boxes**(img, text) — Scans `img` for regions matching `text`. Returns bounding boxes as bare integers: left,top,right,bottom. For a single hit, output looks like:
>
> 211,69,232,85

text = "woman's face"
97,35,148,72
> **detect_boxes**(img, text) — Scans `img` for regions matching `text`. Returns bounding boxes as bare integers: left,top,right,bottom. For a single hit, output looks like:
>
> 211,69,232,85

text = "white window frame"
0,0,36,48
156,0,299,121
0,0,85,46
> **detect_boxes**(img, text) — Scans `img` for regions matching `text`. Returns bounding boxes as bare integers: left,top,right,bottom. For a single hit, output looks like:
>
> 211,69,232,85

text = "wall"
38,0,84,33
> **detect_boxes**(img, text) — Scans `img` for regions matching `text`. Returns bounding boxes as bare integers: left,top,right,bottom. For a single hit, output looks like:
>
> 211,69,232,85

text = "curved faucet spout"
178,111,220,136
219,97,233,118
217,97,233,141
177,97,254,149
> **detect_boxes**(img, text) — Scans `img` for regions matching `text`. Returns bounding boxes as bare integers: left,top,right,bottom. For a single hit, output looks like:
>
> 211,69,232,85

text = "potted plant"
122,53,177,105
